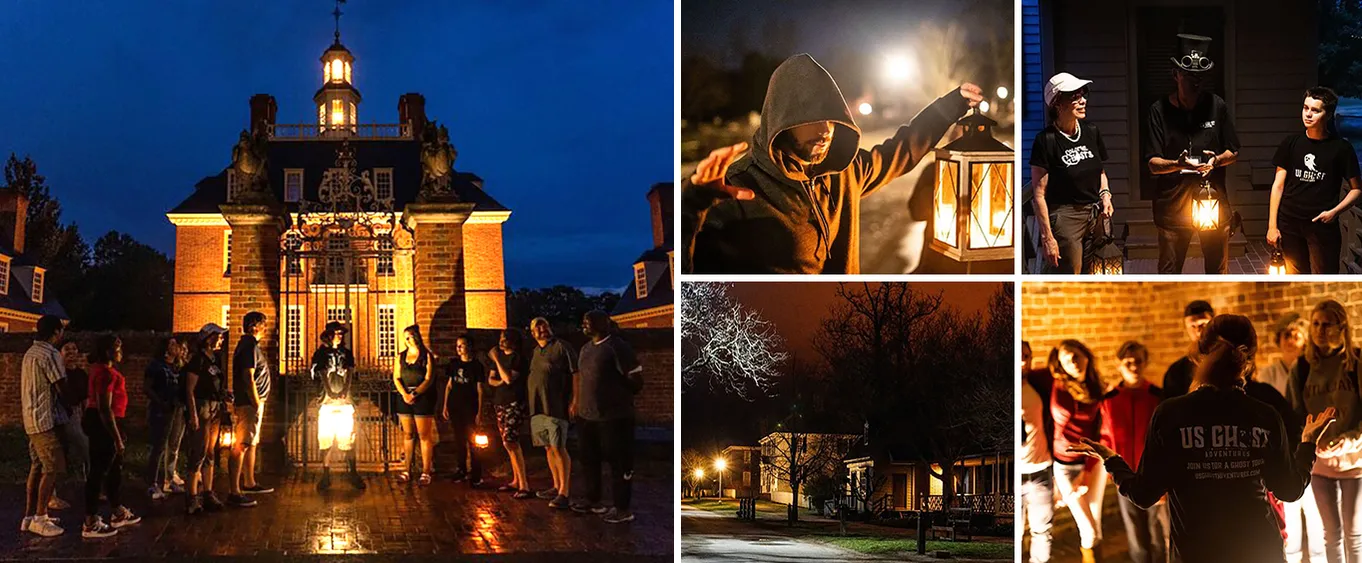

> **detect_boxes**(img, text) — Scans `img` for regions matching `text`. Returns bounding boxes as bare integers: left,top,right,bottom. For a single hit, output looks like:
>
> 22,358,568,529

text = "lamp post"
715,457,727,499
693,468,706,498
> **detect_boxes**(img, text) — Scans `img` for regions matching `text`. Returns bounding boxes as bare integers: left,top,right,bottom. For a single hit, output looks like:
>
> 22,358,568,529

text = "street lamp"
883,53,917,85
858,102,873,116
715,457,727,499
693,468,706,497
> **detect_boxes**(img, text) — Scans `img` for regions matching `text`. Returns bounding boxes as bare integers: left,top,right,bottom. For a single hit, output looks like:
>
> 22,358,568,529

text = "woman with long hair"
489,328,532,499
82,335,140,537
392,324,439,485
1290,300,1362,563
1030,72,1112,273
1048,339,1109,561
1072,315,1334,563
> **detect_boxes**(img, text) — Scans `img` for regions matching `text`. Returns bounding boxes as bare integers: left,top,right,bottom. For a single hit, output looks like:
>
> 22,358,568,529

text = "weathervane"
332,0,346,44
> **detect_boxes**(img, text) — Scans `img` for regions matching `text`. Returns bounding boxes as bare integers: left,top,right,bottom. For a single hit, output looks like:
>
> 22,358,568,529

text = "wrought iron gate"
278,141,416,473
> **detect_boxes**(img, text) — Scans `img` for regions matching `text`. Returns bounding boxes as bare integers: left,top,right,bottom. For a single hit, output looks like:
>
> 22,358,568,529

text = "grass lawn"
682,497,821,519
814,535,1014,559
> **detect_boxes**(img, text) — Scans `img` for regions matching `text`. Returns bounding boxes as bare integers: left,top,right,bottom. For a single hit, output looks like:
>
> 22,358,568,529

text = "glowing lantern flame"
474,433,490,448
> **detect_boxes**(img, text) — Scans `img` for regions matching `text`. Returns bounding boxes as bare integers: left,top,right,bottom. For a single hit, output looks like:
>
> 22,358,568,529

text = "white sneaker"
81,517,117,538
20,516,30,533
149,487,167,501
171,474,186,487
28,515,64,537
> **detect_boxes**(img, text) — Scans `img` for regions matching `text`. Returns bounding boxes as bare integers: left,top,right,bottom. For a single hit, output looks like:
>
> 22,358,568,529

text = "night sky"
0,1,672,290
683,281,1008,451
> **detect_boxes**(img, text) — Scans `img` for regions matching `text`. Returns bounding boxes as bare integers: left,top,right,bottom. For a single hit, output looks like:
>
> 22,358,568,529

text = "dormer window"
0,255,11,295
285,169,304,203
633,263,648,299
374,168,393,200
31,268,44,303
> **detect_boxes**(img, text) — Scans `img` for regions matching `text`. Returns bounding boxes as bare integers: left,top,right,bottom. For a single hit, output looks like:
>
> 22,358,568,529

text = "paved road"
681,505,880,562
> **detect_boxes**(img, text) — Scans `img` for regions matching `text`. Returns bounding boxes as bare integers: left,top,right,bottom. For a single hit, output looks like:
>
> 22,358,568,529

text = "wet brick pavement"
1,457,673,561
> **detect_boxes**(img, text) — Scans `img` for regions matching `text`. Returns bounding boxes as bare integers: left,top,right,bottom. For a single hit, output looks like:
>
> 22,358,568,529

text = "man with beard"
681,53,983,274
310,322,364,491
571,310,644,523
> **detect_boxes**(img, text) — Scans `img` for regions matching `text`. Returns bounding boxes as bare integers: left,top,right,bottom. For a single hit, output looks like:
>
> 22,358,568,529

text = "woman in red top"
82,335,140,538
1049,339,1108,561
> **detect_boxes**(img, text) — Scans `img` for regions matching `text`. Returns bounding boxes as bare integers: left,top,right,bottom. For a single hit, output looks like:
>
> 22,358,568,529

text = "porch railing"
921,493,1014,515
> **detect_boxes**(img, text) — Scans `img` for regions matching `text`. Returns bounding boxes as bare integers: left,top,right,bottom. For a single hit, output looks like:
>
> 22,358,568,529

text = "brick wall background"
1022,281,1362,387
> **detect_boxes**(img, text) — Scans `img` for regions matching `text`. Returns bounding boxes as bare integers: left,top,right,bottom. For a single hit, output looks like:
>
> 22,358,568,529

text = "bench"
929,507,973,542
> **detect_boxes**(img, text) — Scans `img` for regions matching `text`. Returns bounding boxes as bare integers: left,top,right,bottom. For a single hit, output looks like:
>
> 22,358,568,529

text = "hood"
752,54,862,183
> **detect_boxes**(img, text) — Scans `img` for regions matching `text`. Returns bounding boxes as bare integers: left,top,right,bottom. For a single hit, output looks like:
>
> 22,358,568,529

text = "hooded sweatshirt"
682,53,971,274
1288,350,1362,479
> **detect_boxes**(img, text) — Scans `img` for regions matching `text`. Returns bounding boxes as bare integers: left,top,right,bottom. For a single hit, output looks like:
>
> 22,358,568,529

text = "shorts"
395,388,438,417
530,414,569,448
317,402,355,451
494,401,526,444
28,428,68,476
233,403,264,448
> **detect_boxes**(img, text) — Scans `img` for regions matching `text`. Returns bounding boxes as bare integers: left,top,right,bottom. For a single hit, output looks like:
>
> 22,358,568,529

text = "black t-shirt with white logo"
1273,133,1361,221
1143,93,1242,228
1029,121,1109,206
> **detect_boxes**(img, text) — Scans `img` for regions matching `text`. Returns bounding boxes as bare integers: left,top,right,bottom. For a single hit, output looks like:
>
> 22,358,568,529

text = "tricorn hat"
1171,34,1214,72
321,321,349,341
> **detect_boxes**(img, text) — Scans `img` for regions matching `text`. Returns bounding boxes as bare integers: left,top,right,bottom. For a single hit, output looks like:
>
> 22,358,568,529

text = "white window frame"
222,305,230,328
327,305,352,325
378,305,397,359
284,232,303,276
224,230,232,276
633,262,648,299
374,168,394,201
284,169,304,203
286,305,304,360
0,255,11,295
376,237,395,276
31,268,45,304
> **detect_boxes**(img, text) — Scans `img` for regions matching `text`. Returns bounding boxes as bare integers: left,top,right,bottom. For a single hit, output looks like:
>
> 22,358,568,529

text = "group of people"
1031,33,1362,274
1022,298,1360,563
19,308,648,538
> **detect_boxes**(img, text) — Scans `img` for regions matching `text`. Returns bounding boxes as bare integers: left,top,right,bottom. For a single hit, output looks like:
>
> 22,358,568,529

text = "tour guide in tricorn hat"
1143,33,1241,274
310,321,364,491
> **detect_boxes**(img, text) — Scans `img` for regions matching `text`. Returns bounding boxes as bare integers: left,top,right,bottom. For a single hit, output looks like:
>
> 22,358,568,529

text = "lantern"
931,109,1015,262
1085,215,1125,275
220,429,235,448
1268,246,1287,275
1191,180,1221,230
473,433,490,448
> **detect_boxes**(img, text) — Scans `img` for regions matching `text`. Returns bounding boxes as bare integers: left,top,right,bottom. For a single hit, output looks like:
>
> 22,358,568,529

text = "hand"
689,143,754,200
1067,437,1117,461
404,394,416,405
957,83,984,108
1314,209,1338,223
115,438,126,456
188,413,200,431
1196,151,1217,177
1176,150,1195,170
442,407,450,421
475,413,483,427
569,402,578,420
1039,235,1061,268
1267,227,1282,247
1305,407,1338,445
1101,197,1114,219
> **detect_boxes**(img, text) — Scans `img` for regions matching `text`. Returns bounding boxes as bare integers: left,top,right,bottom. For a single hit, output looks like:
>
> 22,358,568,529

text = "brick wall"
1022,281,1360,387
463,222,507,329
173,224,231,332
413,219,466,358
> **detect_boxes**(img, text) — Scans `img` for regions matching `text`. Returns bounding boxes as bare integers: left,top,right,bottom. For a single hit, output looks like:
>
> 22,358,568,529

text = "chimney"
399,93,428,137
646,182,674,249
249,94,277,134
0,189,29,254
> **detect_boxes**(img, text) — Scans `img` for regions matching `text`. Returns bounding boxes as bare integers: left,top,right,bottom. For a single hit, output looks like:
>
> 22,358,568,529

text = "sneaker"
149,487,167,501
227,493,257,508
166,482,186,495
348,472,366,490
110,507,141,528
497,484,516,493
569,502,595,514
47,496,70,510
27,515,63,537
591,505,610,514
171,474,186,487
450,471,468,483
512,489,534,500
20,516,29,533
202,492,226,512
601,508,635,524
548,495,570,509
536,487,558,499
241,484,275,494
186,495,203,515
317,471,332,492
81,517,117,538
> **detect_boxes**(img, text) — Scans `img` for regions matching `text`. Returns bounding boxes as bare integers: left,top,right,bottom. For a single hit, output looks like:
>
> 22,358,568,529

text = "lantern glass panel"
1192,198,1220,230
934,159,960,247
968,161,1013,249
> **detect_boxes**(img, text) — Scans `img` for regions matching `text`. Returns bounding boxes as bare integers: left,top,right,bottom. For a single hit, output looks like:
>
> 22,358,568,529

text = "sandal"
396,471,411,483
418,473,432,486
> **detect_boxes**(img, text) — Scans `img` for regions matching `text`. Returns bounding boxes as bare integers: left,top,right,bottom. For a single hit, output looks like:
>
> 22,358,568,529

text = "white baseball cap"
1043,72,1093,107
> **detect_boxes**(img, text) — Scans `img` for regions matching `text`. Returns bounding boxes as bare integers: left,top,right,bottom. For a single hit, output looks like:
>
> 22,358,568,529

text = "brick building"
165,31,510,377
0,190,65,331
611,182,674,329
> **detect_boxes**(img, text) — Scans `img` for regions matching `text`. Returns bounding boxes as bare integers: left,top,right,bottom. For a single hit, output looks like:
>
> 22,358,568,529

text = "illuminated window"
374,169,393,200
284,232,302,276
376,237,394,276
30,268,43,303
378,305,396,358
224,230,232,276
348,102,356,127
285,169,303,203
326,235,348,283
0,255,11,295
633,263,648,299
318,105,326,127
327,305,351,325
330,59,344,83
286,306,303,359
344,61,352,83
330,99,344,128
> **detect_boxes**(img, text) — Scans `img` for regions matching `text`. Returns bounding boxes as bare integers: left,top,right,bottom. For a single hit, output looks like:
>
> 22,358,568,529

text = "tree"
1320,0,1362,98
680,282,786,400
506,285,620,330
79,231,173,330
2,154,91,313
682,448,709,498
761,430,857,524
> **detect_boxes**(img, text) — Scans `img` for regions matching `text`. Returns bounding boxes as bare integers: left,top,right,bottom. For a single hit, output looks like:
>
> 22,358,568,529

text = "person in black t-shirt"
310,322,363,492
1267,86,1362,274
442,335,486,486
1031,72,1111,274
1143,34,1241,275
1070,315,1335,563
1163,300,1215,400
488,328,532,499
